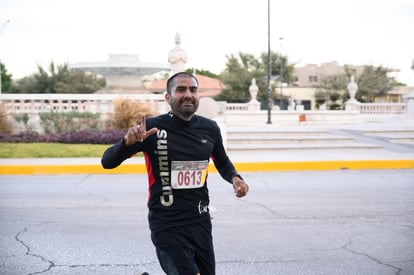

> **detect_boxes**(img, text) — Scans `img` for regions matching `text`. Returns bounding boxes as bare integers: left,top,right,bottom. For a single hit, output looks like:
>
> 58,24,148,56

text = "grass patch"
0,143,111,158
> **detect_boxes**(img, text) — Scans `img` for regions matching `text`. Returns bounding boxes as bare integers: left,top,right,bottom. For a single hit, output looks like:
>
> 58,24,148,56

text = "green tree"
315,72,349,109
216,53,264,103
0,62,12,92
216,51,294,104
259,51,295,84
356,65,395,102
317,74,349,93
315,65,395,106
11,61,105,93
185,68,219,78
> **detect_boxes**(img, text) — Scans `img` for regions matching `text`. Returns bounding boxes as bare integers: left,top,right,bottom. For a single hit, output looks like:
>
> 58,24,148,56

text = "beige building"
292,61,364,87
283,61,409,110
284,61,364,110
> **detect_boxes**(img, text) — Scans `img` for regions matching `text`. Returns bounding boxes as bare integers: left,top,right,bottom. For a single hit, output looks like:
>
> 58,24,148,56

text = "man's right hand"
123,115,158,146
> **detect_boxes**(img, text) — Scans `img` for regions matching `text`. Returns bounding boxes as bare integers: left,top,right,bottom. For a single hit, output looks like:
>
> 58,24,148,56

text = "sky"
1,0,414,85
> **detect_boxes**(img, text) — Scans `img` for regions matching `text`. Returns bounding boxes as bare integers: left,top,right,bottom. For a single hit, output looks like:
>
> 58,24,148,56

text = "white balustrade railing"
0,93,166,114
225,103,249,111
0,94,408,116
358,103,406,115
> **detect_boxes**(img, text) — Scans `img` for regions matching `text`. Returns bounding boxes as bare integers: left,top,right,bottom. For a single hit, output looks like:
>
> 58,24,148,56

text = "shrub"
0,131,39,142
40,129,126,144
0,104,12,134
39,111,101,134
12,113,30,131
108,98,155,130
13,113,30,125
329,103,342,110
0,129,126,144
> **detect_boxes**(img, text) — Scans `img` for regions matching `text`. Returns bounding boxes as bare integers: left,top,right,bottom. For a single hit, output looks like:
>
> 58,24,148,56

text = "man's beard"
172,100,198,119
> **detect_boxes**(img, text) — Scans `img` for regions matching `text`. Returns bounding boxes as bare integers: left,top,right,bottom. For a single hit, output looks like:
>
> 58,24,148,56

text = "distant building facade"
291,61,364,87
282,61,409,110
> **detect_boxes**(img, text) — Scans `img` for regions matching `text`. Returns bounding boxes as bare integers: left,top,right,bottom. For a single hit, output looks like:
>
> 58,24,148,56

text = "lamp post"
279,37,284,110
0,19,10,94
266,0,272,124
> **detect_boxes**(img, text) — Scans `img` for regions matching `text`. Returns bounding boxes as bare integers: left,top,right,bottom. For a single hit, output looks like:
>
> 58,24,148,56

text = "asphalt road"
1,170,413,275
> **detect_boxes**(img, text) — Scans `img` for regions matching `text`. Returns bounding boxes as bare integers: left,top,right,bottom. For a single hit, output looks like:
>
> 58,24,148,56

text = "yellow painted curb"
232,160,414,171
0,160,413,175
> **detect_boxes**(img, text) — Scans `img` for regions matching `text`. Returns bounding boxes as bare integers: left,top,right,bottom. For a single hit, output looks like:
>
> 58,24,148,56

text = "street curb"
1,160,413,175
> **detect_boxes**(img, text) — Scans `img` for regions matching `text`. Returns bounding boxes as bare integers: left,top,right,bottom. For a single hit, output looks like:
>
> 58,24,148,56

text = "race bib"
171,160,208,189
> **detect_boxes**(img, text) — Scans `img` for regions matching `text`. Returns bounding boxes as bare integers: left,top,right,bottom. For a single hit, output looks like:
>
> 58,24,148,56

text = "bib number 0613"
171,160,208,189
177,170,202,186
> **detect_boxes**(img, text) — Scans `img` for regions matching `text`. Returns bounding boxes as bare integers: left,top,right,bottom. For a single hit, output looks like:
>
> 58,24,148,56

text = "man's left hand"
232,177,249,197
